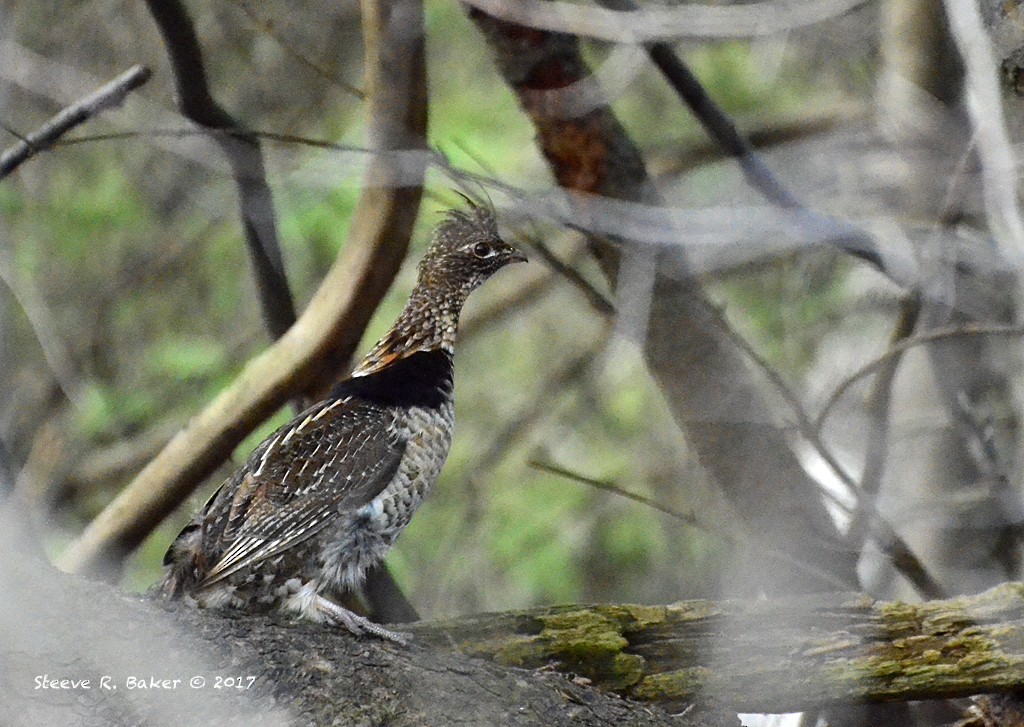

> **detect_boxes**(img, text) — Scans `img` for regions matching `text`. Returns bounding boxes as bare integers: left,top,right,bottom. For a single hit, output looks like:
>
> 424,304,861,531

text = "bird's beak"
507,249,528,264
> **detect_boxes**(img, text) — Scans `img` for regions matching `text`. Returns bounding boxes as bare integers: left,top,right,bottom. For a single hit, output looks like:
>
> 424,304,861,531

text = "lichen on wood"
410,583,1024,713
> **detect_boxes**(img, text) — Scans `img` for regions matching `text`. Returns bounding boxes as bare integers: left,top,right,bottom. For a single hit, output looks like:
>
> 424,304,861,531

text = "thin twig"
143,0,297,339
527,458,706,530
0,121,31,144
227,0,364,99
844,295,921,550
815,322,1024,435
653,104,863,177
523,232,614,316
527,457,853,592
0,249,83,405
0,65,151,180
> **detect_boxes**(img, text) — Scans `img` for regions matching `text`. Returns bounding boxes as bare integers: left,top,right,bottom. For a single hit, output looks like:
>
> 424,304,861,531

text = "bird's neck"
352,283,464,377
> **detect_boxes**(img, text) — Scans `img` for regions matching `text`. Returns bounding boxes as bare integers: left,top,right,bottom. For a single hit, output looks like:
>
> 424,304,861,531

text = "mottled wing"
198,396,405,588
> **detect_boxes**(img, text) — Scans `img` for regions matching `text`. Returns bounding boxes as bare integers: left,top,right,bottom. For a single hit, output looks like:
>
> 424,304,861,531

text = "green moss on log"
482,608,647,690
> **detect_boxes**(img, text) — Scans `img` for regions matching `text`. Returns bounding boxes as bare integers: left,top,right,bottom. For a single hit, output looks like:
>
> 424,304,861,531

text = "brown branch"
56,0,428,576
142,0,296,339
0,65,151,180
651,103,864,177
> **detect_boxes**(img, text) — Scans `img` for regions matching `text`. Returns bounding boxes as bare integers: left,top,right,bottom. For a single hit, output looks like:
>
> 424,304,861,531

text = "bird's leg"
314,595,411,645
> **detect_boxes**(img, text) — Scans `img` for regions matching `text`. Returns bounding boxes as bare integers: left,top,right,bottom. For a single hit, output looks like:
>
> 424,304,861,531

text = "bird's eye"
471,242,493,258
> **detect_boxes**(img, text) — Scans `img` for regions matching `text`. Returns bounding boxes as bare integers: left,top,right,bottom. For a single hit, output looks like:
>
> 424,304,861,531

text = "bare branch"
143,0,297,339
0,248,83,404
521,234,614,316
0,65,150,180
713,296,946,599
846,295,920,541
814,322,1024,435
528,458,714,534
227,0,364,99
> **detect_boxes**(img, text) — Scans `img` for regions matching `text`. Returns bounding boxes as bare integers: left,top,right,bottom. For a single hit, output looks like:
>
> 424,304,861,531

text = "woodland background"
5,0,1024,725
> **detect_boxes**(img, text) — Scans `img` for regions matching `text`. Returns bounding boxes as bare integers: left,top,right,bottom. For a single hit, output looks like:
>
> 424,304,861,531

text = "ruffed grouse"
160,201,525,642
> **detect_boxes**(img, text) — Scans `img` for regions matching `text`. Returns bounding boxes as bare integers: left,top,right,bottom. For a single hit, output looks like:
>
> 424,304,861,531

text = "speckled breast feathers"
160,199,524,637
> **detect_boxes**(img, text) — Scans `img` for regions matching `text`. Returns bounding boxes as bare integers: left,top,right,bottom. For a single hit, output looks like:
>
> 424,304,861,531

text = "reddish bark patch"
533,115,610,194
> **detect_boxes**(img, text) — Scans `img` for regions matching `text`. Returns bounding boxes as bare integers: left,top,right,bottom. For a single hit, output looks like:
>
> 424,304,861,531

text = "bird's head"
417,198,527,297
354,197,527,371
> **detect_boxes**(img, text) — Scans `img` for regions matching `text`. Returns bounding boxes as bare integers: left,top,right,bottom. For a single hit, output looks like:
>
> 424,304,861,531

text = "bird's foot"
315,595,411,645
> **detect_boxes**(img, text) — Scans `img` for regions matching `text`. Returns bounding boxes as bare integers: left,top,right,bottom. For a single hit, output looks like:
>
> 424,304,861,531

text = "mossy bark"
409,584,1024,713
